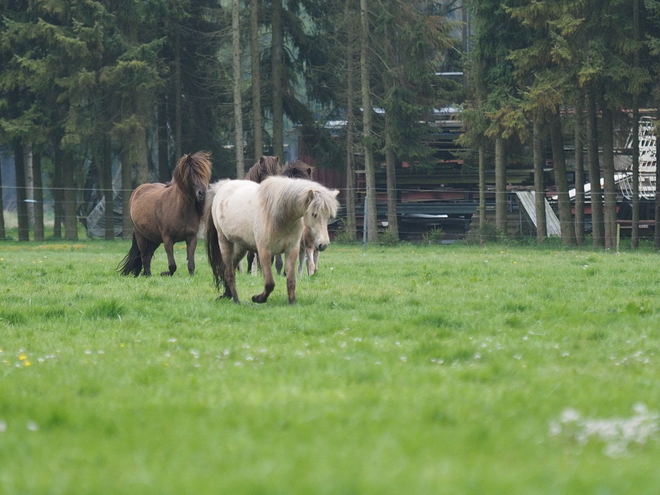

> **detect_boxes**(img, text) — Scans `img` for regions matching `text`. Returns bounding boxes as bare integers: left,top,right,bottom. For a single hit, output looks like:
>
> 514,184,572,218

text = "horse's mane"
282,160,314,180
259,176,339,229
172,151,213,199
245,156,281,183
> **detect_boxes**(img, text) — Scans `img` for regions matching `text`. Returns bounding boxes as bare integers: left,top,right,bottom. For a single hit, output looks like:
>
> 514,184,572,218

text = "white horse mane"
259,176,338,228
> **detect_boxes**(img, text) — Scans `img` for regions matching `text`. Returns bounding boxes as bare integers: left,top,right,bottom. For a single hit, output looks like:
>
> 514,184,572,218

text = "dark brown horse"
117,151,213,277
245,155,281,182
282,160,314,180
245,157,314,274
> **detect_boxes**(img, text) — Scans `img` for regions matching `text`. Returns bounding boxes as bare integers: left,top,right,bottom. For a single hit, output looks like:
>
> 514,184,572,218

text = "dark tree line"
1,0,459,243
462,0,660,249
0,0,235,240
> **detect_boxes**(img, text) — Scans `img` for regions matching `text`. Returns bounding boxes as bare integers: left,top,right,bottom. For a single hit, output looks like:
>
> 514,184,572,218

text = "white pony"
205,176,339,304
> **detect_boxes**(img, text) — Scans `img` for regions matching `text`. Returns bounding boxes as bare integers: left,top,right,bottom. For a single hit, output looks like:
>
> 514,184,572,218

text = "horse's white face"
303,209,332,252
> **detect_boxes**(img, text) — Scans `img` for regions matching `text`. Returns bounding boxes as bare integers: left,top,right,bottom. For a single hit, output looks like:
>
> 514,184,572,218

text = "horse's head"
282,160,314,180
246,156,281,183
303,188,340,252
173,151,213,204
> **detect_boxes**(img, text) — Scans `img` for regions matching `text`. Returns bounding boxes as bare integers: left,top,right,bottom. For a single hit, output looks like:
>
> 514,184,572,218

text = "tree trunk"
494,136,507,234
102,134,115,241
0,154,5,240
533,120,547,242
586,85,604,247
24,145,34,234
574,95,585,245
344,0,357,241
549,110,576,246
62,149,78,240
158,98,170,182
478,142,486,229
127,20,150,186
601,107,616,249
33,150,44,241
385,144,398,238
121,141,133,240
360,0,377,242
135,100,150,186
52,141,64,239
271,0,285,162
655,107,660,250
632,0,640,249
14,140,29,241
232,0,245,178
174,30,183,160
250,0,263,161
632,96,640,249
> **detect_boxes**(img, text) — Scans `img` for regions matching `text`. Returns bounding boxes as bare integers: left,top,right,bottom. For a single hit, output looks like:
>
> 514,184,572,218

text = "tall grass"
1,240,660,493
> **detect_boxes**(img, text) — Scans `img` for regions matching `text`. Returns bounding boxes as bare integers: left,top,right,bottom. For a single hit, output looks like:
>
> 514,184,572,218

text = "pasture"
1,240,660,493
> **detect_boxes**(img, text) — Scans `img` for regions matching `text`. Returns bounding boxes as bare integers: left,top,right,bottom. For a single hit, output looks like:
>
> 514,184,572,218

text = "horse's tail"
205,212,225,291
117,234,143,277
204,180,229,290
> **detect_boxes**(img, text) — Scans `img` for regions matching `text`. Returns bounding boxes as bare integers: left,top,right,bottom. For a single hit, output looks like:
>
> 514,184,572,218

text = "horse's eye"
312,213,318,219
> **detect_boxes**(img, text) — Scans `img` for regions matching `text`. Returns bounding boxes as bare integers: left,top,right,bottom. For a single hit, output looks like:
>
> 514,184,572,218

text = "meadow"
2,238,660,494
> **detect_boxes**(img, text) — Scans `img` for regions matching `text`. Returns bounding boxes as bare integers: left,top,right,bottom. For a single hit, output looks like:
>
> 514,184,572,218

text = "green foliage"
2,241,660,491
369,0,459,168
421,227,444,245
464,221,503,244
332,218,359,244
378,227,400,246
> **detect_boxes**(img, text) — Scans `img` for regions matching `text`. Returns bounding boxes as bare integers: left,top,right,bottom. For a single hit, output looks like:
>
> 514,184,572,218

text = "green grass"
2,240,660,493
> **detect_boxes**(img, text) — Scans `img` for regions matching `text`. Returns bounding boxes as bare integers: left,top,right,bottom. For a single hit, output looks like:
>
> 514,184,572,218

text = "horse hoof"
252,294,267,304
160,271,173,276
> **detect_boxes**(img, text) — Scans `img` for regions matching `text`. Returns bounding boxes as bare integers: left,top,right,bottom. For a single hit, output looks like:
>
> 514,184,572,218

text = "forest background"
1,0,659,248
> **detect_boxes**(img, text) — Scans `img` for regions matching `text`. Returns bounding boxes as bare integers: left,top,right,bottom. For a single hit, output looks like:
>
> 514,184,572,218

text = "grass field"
2,238,660,493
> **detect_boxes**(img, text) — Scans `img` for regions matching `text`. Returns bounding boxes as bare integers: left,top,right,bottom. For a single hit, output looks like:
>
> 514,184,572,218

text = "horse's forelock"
259,177,338,227
262,156,281,176
308,186,339,219
173,151,212,197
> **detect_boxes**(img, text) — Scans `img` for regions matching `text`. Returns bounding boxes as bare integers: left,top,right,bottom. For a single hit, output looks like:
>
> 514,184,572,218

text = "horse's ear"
259,156,266,165
307,167,313,178
332,189,339,197
306,190,315,205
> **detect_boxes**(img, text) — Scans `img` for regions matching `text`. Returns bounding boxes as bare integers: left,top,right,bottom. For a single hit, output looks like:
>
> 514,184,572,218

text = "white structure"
617,117,657,200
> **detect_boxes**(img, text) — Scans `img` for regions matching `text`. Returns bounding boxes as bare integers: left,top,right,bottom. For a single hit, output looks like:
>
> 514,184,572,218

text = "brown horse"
245,158,314,274
282,160,314,180
117,151,213,277
245,155,281,182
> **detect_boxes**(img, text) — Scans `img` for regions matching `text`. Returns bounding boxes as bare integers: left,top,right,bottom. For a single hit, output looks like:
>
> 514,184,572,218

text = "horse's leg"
284,248,299,304
252,248,275,304
297,248,305,277
311,248,319,275
246,252,255,274
220,242,240,303
275,254,284,276
232,248,247,270
135,233,156,277
161,237,176,276
306,246,316,275
186,235,197,276
252,252,260,276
